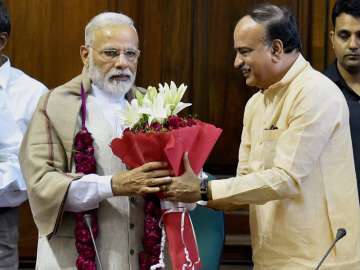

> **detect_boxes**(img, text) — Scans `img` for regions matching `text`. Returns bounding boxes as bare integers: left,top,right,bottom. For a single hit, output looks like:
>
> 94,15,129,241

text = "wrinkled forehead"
335,13,360,32
234,16,266,47
92,24,139,49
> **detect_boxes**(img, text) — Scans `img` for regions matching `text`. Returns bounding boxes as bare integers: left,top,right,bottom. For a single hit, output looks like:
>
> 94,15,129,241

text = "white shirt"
64,84,127,212
0,57,47,207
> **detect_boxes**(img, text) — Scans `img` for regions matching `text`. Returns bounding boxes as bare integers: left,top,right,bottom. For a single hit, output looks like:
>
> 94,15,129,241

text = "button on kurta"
130,196,136,203
130,249,135,255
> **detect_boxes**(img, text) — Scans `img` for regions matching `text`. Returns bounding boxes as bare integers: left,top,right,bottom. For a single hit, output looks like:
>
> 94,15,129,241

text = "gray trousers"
0,207,19,270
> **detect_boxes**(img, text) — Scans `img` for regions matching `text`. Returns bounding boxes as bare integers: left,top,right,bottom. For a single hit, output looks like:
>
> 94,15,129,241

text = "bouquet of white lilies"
121,81,192,132
110,81,221,270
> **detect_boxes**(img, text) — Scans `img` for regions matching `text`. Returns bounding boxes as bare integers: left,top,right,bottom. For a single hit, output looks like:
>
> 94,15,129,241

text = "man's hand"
111,161,172,196
164,153,201,203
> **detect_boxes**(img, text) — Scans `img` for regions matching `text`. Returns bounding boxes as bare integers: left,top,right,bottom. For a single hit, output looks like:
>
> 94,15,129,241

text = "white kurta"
36,93,144,270
0,57,47,207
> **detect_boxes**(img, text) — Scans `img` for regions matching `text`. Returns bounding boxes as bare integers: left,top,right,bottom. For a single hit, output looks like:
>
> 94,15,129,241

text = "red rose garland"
139,195,162,269
74,84,99,270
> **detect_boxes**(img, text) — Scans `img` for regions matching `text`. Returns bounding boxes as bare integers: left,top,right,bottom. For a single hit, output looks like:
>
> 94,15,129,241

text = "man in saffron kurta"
19,13,171,270
167,4,360,270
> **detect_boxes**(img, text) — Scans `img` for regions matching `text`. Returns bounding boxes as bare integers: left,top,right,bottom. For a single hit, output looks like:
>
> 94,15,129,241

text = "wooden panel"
18,203,37,258
5,0,119,88
307,0,328,71
192,0,253,174
327,0,337,66
135,0,193,90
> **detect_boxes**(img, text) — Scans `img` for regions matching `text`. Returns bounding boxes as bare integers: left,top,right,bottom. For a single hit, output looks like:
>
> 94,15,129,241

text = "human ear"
330,30,335,49
270,39,283,60
80,45,90,68
0,32,8,53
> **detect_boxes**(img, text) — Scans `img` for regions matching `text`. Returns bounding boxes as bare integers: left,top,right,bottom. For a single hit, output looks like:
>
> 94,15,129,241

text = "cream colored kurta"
210,55,360,269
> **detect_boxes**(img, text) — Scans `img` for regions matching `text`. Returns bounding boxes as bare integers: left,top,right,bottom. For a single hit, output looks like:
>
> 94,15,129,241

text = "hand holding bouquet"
110,82,222,270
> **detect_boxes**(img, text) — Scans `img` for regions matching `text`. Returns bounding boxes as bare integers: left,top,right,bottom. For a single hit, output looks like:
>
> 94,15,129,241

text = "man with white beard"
19,12,172,270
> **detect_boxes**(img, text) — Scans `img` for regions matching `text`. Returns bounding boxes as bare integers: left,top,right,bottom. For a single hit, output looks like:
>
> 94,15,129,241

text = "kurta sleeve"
20,92,81,237
209,85,348,210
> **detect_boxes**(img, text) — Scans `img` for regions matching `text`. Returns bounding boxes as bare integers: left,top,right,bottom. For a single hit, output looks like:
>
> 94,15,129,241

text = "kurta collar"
262,54,308,99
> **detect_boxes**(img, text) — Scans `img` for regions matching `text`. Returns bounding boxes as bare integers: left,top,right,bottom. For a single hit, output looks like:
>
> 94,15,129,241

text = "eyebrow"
336,28,360,33
235,47,253,52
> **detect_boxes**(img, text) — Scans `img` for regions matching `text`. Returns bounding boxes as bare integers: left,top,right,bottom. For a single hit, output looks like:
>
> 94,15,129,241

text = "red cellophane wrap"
110,120,222,270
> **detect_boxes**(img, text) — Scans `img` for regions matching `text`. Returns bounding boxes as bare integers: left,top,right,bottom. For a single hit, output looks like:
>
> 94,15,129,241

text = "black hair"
0,0,10,35
247,3,302,53
332,0,360,27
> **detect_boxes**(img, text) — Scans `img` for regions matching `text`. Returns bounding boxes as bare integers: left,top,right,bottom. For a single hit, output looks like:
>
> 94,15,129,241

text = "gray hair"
85,12,137,46
246,4,301,53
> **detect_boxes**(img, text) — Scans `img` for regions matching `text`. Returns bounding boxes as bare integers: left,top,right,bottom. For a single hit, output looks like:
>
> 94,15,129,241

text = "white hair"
85,12,137,46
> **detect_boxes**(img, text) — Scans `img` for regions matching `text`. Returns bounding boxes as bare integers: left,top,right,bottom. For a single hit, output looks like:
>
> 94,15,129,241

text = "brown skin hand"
163,153,202,203
111,161,172,196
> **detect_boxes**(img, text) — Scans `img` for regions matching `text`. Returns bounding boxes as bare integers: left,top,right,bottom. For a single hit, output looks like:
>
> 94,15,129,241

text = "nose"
114,53,130,69
234,53,244,68
349,35,360,50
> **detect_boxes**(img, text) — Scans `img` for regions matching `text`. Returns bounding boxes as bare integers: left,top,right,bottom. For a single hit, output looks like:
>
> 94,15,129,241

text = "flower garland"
74,84,98,270
139,195,162,269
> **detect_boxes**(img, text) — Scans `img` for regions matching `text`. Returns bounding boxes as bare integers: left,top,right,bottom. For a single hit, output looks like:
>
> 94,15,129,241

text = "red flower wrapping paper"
110,120,222,270
111,121,222,176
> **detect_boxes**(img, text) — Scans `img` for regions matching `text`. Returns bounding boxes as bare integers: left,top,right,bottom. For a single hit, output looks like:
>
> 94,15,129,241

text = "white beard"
88,55,136,96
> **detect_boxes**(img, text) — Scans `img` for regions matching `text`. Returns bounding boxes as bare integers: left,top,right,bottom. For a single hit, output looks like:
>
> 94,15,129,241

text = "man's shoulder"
297,64,342,95
9,65,48,94
51,74,83,95
42,74,83,119
292,65,348,111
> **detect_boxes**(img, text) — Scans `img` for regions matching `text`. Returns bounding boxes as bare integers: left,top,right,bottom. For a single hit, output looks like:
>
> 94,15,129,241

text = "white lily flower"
160,81,192,115
172,101,192,115
119,99,143,129
125,81,193,130
135,90,145,106
141,90,170,125
144,86,158,103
